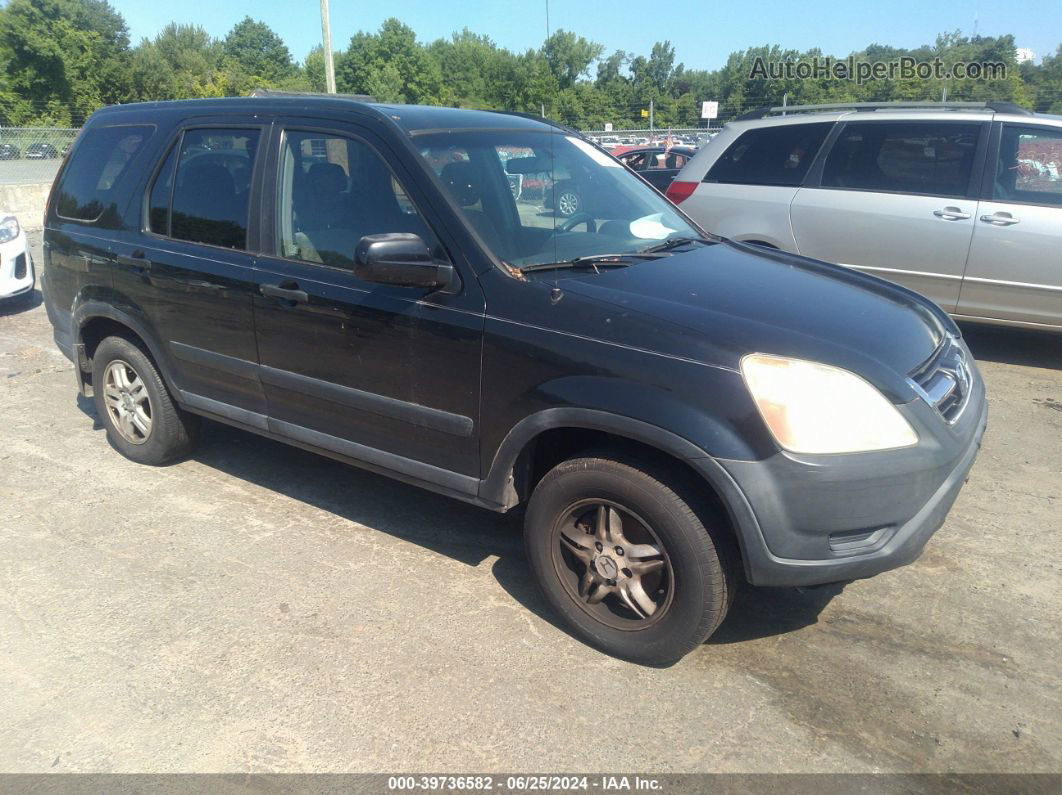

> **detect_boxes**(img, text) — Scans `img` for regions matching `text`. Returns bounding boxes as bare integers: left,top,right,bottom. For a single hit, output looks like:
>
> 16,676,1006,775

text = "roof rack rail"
248,88,377,103
735,100,1033,121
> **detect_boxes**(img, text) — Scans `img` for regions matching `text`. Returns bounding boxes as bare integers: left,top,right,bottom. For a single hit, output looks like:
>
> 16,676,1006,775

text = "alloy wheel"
552,500,674,630
102,359,153,445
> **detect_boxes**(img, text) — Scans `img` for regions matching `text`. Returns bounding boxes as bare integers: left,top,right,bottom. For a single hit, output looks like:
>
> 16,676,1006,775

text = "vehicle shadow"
960,322,1062,371
0,288,42,315
708,582,846,645
72,403,845,658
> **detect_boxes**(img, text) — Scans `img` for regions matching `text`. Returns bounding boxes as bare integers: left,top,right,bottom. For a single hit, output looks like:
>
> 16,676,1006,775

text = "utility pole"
320,0,336,94
649,98,654,132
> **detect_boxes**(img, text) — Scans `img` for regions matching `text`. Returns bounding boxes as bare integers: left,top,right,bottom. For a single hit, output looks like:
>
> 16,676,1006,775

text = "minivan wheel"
525,452,737,665
92,335,199,465
556,190,580,217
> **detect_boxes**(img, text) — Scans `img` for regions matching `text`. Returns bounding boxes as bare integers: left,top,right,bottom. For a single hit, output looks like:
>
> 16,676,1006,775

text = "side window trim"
141,121,268,254
263,122,448,272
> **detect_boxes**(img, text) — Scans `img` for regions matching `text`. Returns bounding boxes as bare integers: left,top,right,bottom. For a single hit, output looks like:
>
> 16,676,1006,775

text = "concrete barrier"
0,182,53,230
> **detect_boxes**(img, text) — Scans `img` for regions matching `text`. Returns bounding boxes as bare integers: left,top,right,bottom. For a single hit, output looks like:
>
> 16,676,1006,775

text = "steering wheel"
557,213,597,234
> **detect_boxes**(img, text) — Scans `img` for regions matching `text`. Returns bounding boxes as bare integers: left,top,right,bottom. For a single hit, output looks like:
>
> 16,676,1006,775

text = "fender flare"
478,407,762,575
71,299,180,397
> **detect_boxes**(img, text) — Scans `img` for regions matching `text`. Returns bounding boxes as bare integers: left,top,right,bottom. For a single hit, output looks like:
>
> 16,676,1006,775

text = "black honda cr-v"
42,96,987,665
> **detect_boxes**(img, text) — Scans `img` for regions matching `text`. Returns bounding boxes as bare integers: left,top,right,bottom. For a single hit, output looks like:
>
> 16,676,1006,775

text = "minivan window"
55,125,152,222
166,128,260,250
821,121,981,198
994,125,1062,206
418,130,698,268
705,123,832,187
277,130,439,269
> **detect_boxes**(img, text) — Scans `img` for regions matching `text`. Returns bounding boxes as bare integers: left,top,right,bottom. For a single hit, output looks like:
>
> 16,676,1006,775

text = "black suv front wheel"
92,335,199,465
525,452,737,665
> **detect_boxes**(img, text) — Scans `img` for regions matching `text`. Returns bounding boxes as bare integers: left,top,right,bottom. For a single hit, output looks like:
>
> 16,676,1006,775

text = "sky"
110,0,1062,70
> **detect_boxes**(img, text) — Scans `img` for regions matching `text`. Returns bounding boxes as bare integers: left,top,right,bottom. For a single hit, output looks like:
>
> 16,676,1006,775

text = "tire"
525,452,738,665
91,335,199,465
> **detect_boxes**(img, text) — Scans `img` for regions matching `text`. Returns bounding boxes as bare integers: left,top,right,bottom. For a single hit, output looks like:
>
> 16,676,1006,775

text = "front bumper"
716,367,988,587
0,232,34,300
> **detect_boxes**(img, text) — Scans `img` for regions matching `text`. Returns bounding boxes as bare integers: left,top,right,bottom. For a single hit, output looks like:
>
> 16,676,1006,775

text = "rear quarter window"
706,123,833,187
55,125,153,223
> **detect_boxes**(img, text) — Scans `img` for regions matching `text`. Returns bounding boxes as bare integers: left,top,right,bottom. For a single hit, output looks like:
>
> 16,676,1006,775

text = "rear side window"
821,121,981,198
706,123,832,187
151,128,260,250
55,125,153,222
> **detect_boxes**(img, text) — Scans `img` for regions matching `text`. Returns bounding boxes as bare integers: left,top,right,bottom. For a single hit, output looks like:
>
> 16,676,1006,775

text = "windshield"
416,130,701,269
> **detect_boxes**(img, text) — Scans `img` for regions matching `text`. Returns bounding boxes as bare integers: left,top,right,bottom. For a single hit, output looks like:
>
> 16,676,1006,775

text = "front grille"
908,336,972,423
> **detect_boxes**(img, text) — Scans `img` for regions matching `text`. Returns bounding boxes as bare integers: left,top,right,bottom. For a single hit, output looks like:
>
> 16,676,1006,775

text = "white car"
0,212,34,304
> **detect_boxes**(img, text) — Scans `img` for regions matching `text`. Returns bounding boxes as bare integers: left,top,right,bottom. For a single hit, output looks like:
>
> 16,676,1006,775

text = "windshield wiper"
519,252,669,274
638,236,713,254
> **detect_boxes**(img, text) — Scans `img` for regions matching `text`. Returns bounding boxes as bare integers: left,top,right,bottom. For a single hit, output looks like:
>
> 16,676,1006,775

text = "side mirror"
354,233,453,290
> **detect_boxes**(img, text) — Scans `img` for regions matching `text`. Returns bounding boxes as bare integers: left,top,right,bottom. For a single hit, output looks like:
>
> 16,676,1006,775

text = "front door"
252,121,486,486
791,119,987,311
958,123,1062,327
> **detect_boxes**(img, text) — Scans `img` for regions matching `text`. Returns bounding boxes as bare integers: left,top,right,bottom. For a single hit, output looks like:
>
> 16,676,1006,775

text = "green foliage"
0,2,1058,131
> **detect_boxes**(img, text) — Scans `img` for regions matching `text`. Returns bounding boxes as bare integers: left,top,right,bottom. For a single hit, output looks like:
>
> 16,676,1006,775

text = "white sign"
700,101,719,120
603,122,613,132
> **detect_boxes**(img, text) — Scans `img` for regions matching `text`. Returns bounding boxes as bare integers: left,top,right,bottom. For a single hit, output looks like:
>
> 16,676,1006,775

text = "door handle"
933,207,971,221
260,283,309,303
979,213,1020,226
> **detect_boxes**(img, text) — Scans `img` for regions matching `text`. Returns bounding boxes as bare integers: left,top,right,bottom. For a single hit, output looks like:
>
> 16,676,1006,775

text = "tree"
222,16,295,86
337,19,444,104
542,30,603,90
0,0,131,124
130,23,223,100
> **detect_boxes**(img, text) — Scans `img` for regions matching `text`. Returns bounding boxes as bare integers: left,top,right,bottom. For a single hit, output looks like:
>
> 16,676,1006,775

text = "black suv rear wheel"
92,335,199,465
525,452,737,665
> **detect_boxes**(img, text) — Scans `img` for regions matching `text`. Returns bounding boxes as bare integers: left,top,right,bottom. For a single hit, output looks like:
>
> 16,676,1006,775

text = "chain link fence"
0,127,79,185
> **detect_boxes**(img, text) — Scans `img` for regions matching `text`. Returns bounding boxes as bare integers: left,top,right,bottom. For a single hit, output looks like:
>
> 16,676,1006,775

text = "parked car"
0,143,21,160
668,101,1062,331
25,142,60,159
42,97,986,665
0,212,34,304
616,145,697,191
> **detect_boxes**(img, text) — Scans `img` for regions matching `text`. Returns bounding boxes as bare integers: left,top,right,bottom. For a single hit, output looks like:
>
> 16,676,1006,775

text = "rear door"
252,119,486,483
958,122,1062,327
116,122,268,418
790,119,988,311
642,149,692,192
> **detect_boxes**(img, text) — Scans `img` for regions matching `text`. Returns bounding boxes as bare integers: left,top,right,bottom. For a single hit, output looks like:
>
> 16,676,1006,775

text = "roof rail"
248,88,377,103
735,100,1033,121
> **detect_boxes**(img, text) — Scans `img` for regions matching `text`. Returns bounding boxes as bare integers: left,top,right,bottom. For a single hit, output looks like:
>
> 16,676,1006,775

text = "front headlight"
741,354,918,455
0,215,20,245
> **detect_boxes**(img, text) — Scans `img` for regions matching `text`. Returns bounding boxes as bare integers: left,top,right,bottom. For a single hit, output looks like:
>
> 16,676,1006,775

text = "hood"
538,240,950,401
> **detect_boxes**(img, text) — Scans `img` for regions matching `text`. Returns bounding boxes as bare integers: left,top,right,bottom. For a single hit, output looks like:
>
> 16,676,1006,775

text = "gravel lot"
1,233,1060,774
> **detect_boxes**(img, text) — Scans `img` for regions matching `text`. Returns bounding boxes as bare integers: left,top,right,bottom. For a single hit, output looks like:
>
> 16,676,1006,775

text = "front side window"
994,125,1062,206
277,130,438,269
159,128,260,250
55,125,152,222
706,123,832,187
419,130,700,269
821,121,981,198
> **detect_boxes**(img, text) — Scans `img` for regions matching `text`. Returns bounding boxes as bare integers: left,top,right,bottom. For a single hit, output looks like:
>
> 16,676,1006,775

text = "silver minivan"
667,102,1062,332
